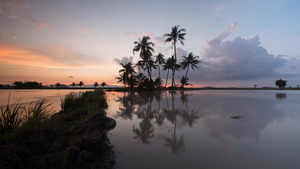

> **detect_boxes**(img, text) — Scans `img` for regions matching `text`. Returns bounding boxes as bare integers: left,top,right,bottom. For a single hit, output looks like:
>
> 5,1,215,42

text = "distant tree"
55,82,61,88
71,82,76,88
164,25,186,87
275,79,287,89
79,81,84,88
94,82,99,88
13,81,24,88
13,81,42,88
254,84,257,88
101,82,107,88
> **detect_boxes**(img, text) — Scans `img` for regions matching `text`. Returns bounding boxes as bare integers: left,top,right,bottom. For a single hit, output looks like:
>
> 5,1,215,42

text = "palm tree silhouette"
181,52,201,80
119,62,135,88
71,82,76,88
164,25,186,87
115,72,126,88
133,36,155,80
79,81,84,88
101,82,106,88
155,53,165,88
94,82,98,88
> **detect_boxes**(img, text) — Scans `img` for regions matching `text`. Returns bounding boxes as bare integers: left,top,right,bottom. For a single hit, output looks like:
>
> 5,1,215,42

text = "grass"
0,97,51,142
0,89,115,168
60,89,107,121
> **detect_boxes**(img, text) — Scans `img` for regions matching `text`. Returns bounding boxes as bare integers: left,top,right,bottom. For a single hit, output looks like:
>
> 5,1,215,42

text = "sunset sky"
1,0,300,87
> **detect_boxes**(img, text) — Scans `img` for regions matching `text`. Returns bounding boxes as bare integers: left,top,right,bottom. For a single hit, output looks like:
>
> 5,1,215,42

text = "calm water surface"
0,89,92,114
105,90,300,169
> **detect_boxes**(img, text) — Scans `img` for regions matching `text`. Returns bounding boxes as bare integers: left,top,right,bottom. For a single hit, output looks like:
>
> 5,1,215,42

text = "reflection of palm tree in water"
163,91,185,154
179,91,200,127
115,92,137,120
132,92,156,144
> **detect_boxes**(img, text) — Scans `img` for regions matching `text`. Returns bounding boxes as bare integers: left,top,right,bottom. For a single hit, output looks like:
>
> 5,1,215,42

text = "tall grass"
0,104,23,135
0,97,50,139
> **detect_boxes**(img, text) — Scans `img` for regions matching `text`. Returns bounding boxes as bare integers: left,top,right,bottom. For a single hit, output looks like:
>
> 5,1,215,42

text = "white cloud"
188,23,290,82
113,56,133,65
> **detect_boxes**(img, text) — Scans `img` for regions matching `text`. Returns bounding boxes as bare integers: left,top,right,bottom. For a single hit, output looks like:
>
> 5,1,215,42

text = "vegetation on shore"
0,89,115,169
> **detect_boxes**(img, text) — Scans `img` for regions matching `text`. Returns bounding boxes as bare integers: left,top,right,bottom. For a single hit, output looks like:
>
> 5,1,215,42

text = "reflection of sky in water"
0,89,92,114
106,90,300,169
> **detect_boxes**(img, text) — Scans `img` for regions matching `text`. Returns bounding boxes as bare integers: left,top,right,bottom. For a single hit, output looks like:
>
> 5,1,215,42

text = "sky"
0,0,300,87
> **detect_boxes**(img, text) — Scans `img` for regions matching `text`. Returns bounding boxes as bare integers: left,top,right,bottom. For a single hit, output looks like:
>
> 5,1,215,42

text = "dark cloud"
68,76,73,78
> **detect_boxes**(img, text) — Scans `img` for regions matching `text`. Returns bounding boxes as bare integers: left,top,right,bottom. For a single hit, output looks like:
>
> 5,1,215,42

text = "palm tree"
179,76,191,88
180,52,201,79
133,36,155,80
79,81,84,88
119,62,135,87
115,72,126,88
94,82,99,88
101,82,107,88
155,53,165,88
71,82,76,88
164,25,186,87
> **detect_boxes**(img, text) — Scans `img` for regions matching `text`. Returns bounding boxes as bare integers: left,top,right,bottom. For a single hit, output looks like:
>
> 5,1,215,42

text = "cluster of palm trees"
116,25,201,89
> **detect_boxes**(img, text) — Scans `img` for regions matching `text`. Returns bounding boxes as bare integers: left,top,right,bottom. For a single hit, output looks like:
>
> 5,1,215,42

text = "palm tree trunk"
185,65,190,79
165,69,169,88
158,66,161,88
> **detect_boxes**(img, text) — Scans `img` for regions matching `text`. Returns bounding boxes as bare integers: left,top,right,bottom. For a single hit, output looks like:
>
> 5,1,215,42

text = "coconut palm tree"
71,82,76,88
133,36,155,80
101,82,107,88
79,81,84,88
155,53,165,88
119,62,135,87
180,52,201,79
116,72,126,88
164,25,186,87
94,82,99,88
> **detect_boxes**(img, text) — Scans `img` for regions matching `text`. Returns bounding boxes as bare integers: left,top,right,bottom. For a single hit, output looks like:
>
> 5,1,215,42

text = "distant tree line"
13,81,43,88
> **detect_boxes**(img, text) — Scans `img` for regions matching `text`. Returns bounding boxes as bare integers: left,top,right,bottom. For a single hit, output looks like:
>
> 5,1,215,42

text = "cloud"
188,23,289,82
0,40,102,68
0,29,6,35
79,25,93,34
68,76,74,78
215,4,226,12
113,56,133,65
29,16,52,29
0,0,30,19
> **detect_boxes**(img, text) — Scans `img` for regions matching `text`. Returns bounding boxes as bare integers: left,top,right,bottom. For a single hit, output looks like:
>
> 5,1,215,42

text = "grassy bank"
0,89,115,169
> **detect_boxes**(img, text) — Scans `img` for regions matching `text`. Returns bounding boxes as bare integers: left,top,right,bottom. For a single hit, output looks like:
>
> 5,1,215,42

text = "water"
1,89,300,168
0,89,92,114
105,90,300,169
